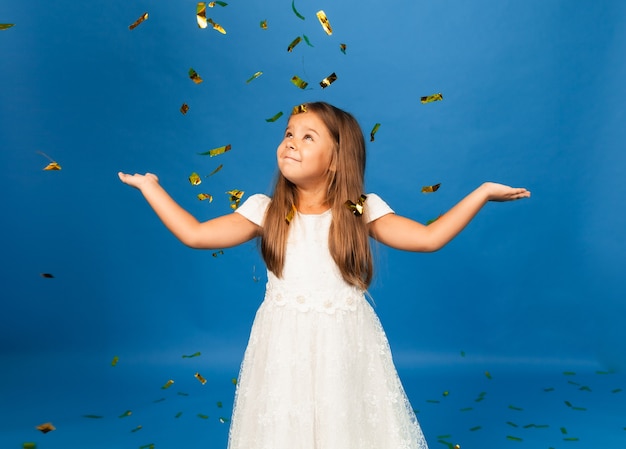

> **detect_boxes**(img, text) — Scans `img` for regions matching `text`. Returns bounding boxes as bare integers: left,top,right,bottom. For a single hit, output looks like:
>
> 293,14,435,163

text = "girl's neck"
296,187,329,214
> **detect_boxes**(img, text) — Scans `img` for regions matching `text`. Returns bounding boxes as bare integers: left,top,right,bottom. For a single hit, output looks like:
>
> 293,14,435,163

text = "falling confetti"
303,34,314,47
197,414,209,419
37,151,61,170
340,43,347,54
180,103,189,115
370,123,380,142
139,444,155,449
189,172,201,185
161,379,174,389
345,194,367,216
425,215,441,225
208,1,228,6
212,250,224,257
506,436,523,442
83,415,104,419
265,111,284,122
198,144,231,157
195,372,207,384
421,183,441,193
226,190,244,209
484,371,493,379
197,193,213,201
36,423,55,433
291,0,305,20
292,104,307,114
421,93,443,104
40,273,54,278
22,444,35,449
118,410,132,418
291,75,308,89
189,68,203,84
208,164,223,176
111,355,119,366
260,19,268,29
285,204,297,224
319,72,338,89
197,3,207,28
182,351,201,358
131,425,142,433
129,12,148,30
208,18,226,34
0,24,15,30
287,36,302,52
316,10,332,35
246,71,263,83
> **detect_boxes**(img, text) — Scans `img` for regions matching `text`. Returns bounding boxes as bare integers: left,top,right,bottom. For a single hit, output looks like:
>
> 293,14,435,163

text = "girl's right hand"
118,172,159,190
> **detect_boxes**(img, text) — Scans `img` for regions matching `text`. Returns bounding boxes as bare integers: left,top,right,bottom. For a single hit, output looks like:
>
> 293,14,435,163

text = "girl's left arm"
369,182,530,252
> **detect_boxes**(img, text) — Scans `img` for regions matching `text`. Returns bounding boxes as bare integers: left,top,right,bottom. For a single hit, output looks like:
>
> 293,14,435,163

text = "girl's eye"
285,132,293,138
304,134,313,141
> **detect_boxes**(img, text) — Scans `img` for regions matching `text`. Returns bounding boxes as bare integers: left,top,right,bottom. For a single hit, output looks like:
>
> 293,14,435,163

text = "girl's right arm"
118,172,260,249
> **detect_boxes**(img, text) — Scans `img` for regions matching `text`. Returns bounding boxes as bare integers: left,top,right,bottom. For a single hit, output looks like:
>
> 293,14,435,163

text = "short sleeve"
364,193,394,223
235,193,271,227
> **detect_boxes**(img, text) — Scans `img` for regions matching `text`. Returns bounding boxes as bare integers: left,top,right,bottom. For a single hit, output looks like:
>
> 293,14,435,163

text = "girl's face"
277,112,335,191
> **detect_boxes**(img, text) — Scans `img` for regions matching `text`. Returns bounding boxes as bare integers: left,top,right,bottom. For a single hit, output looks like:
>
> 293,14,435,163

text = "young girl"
119,101,530,449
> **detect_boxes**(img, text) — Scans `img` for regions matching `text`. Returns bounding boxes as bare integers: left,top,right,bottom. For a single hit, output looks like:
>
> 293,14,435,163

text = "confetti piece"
596,370,613,375
340,43,347,54
198,144,231,157
544,387,555,392
208,164,223,176
1,24,15,30
579,385,592,391
175,412,183,418
129,12,148,30
195,372,207,385
442,391,449,397
36,423,55,433
197,414,209,419
560,427,568,434
345,194,367,216
291,0,305,20
208,1,227,6
182,352,201,358
216,401,223,408
469,426,482,431
226,189,244,209
426,215,441,225
219,417,229,423
506,436,523,442
572,406,587,411
131,426,142,433
265,111,284,122
111,355,119,366
37,151,61,170
197,2,207,28
421,93,443,104
563,371,576,376
197,193,213,202
437,435,452,440
287,36,302,52
153,398,166,403
563,437,580,442
285,204,297,224
162,380,174,389
212,250,224,257
291,75,308,89
320,72,338,89
246,71,263,83
460,407,473,412
426,399,440,404
421,183,441,193
370,123,380,142
564,400,572,407
208,18,226,34
506,422,519,428
260,19,267,29
567,380,580,386
119,410,132,418
231,378,237,385
83,415,104,419
189,68,203,84
40,273,54,278
316,10,332,35
139,444,155,449
180,103,189,115
508,405,524,411
292,104,307,114
22,444,35,449
484,371,492,379
303,34,314,47
177,392,189,396
460,350,466,357
189,172,201,185
612,388,622,393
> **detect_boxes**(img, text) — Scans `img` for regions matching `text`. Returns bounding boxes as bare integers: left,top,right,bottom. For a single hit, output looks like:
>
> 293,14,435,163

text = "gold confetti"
421,183,441,193
129,12,148,30
162,379,174,389
208,1,228,6
37,151,61,170
198,144,231,157
260,19,268,29
197,2,207,28
285,204,297,224
197,193,213,202
189,67,203,84
231,378,237,385
111,355,119,366
208,164,223,176
118,410,132,418
421,93,443,104
22,444,36,449
208,18,226,34
36,423,55,433
340,43,347,54
292,104,307,114
316,10,332,35
287,36,302,52
319,72,338,89
212,250,224,257
189,172,201,185
180,103,189,115
131,425,142,432
226,189,244,209
246,71,263,83
344,194,367,216
266,111,284,122
195,372,207,384
1,24,16,30
291,0,305,20
370,123,380,142
291,75,308,89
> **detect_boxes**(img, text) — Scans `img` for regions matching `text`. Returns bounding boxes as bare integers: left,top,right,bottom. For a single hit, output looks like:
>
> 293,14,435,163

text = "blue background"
1,1,625,448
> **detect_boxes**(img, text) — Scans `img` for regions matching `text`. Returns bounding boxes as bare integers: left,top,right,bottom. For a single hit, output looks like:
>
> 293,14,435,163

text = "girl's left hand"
482,182,531,202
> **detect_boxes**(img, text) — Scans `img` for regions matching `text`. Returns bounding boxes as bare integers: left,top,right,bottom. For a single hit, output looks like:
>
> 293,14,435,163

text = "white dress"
229,193,429,449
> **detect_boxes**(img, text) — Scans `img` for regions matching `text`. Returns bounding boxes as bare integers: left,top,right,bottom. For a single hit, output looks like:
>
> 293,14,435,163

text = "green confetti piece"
485,371,492,379
291,0,305,20
506,436,523,442
83,415,104,419
303,34,314,47
216,401,223,408
22,443,36,449
265,111,284,122
111,355,119,366
564,400,572,407
579,385,592,392
469,426,482,431
139,444,155,449
508,405,524,411
523,424,535,429
572,406,587,411
560,427,568,434
460,351,466,357
119,410,132,418
153,398,166,403
563,437,580,442
567,380,581,386
0,24,15,30
175,412,183,418
437,434,452,439
563,371,576,376
177,392,189,396
182,352,201,358
426,399,440,404
442,391,449,397
535,424,550,428
369,123,381,142
460,407,473,412
231,378,237,385
596,370,613,375
426,215,441,225
506,422,519,427
612,388,623,393
544,387,555,392
197,414,209,419
210,1,228,6
131,425,142,433
437,441,454,449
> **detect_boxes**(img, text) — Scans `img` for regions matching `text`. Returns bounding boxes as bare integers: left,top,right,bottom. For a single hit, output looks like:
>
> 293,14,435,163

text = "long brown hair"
261,102,373,289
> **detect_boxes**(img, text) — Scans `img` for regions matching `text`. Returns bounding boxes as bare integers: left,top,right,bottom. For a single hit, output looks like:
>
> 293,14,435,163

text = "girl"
119,101,530,449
